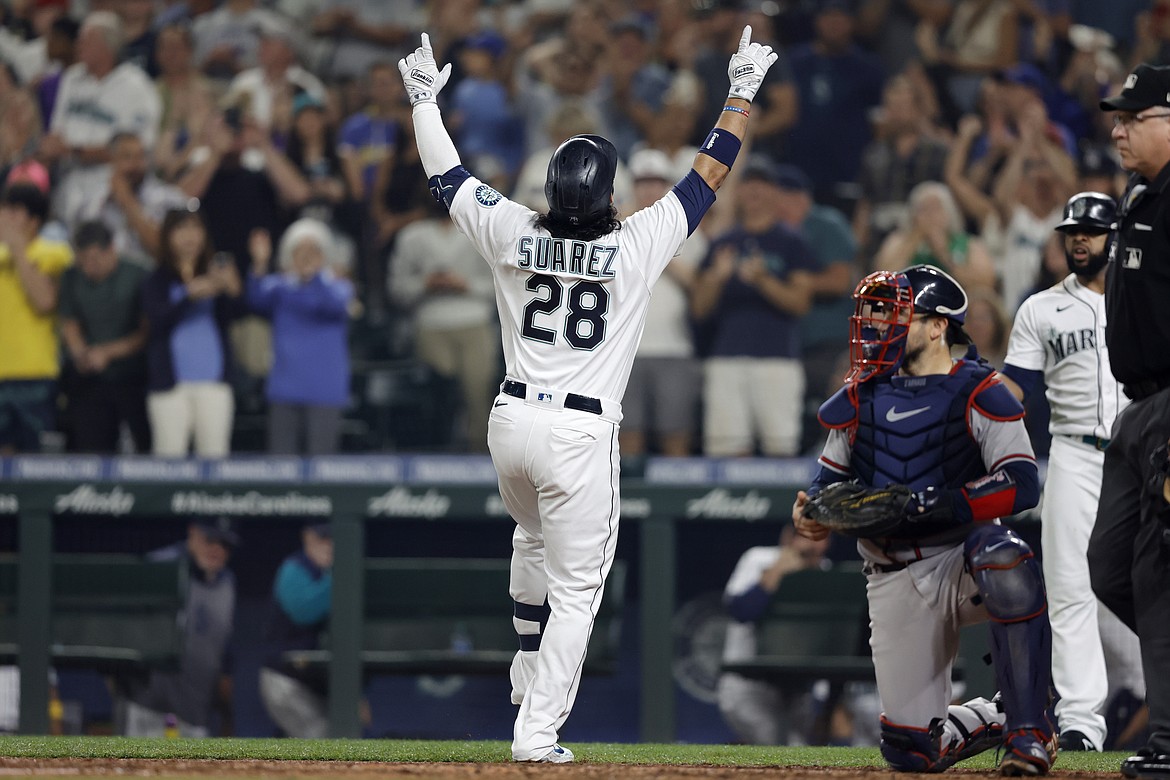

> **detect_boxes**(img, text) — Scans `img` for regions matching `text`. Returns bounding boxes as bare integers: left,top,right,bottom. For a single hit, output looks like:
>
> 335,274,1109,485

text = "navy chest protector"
819,360,999,534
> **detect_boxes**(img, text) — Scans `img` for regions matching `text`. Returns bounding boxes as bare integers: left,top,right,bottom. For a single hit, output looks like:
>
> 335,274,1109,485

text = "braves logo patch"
475,184,502,207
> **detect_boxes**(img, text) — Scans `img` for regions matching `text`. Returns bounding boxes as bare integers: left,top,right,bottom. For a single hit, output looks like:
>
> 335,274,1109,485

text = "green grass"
0,735,1133,771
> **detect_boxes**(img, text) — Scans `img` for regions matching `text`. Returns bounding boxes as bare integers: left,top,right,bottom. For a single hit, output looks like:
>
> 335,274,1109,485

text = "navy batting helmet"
544,134,618,225
901,264,971,344
1055,191,1116,233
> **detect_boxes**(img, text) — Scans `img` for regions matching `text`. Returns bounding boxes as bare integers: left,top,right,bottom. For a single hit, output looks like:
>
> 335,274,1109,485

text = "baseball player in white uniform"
999,192,1145,753
398,28,779,762
718,526,831,745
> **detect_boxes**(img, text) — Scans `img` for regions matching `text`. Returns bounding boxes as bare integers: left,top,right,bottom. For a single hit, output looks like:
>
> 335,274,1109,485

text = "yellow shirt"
0,237,74,381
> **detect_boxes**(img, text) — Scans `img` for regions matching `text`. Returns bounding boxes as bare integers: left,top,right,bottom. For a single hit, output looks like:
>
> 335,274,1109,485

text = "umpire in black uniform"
1091,63,1170,779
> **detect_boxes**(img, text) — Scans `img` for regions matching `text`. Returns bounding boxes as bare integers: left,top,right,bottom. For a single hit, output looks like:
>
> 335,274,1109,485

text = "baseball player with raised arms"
998,192,1144,753
793,265,1056,775
398,28,778,763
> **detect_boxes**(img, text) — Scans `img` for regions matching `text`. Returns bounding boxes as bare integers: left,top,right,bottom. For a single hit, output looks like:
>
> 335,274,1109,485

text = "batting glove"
398,33,452,106
726,25,778,103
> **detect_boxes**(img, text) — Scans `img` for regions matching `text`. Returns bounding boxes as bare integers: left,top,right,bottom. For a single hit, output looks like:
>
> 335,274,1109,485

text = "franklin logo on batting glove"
410,69,434,86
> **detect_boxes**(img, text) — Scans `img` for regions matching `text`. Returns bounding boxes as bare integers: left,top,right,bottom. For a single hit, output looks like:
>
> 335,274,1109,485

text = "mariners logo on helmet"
475,184,503,207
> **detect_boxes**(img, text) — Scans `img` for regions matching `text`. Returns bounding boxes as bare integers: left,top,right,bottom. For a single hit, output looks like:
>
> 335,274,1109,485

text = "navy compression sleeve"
999,364,1042,402
726,584,772,623
671,170,717,236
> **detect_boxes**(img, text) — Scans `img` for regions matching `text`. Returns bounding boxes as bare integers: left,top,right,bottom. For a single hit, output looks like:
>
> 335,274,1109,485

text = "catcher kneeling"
792,265,1056,776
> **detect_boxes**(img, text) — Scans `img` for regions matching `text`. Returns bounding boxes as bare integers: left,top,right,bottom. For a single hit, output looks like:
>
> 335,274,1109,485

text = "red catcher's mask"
848,270,914,383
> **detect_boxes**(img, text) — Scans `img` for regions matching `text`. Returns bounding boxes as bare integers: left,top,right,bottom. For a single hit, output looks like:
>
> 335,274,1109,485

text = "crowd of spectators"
0,0,1151,458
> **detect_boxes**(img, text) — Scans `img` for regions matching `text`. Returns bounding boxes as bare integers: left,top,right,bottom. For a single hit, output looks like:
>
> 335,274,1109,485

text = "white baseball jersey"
50,62,161,149
446,175,690,405
718,546,793,746
1004,274,1127,439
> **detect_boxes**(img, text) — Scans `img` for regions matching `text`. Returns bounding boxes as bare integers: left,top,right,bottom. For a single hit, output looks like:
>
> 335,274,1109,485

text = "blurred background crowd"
0,0,1152,461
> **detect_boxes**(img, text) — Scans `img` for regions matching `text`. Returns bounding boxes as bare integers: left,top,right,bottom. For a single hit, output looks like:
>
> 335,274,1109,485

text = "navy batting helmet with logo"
544,134,619,225
901,264,971,344
1055,191,1117,233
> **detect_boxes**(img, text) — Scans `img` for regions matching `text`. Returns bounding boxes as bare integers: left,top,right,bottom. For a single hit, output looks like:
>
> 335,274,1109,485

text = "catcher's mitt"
803,481,912,538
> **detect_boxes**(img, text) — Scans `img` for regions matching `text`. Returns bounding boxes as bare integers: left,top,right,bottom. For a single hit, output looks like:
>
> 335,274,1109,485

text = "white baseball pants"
487,389,621,761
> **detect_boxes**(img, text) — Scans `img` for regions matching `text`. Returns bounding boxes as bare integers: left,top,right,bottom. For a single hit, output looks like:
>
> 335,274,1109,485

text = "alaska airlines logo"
367,487,451,518
685,489,770,520
55,485,135,515
885,405,931,423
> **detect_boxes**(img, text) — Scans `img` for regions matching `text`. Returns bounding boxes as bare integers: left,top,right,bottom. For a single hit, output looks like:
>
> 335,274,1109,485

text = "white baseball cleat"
528,744,574,763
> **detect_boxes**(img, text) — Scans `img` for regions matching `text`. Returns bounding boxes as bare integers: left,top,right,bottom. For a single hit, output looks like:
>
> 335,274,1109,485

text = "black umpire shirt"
1107,160,1170,393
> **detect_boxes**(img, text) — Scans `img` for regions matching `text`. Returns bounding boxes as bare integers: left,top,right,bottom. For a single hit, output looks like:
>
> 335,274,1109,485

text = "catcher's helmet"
544,134,618,225
902,264,970,344
1055,191,1116,233
848,270,914,383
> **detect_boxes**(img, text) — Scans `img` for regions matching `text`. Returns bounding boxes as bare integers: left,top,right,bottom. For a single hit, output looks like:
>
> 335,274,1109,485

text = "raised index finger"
421,32,433,53
738,25,752,52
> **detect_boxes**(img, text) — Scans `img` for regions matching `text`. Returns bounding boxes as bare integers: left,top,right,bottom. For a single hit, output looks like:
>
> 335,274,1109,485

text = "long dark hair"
285,114,342,177
157,207,213,276
533,204,622,242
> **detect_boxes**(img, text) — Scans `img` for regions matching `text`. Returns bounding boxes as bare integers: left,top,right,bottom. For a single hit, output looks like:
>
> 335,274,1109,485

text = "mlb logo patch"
1124,246,1143,269
537,392,554,404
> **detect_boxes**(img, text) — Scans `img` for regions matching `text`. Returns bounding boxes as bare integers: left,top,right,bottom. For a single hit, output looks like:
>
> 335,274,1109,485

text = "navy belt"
1063,433,1111,451
1123,377,1170,401
502,380,602,415
863,560,909,575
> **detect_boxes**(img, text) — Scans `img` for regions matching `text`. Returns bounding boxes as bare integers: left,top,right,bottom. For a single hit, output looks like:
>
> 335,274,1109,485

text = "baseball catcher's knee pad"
880,716,949,773
964,524,1045,623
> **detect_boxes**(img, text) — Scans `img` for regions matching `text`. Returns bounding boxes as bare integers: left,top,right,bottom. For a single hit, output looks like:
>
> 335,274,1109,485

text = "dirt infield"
0,759,1118,779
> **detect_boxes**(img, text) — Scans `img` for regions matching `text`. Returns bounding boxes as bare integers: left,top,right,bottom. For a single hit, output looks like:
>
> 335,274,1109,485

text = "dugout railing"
0,454,1022,739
